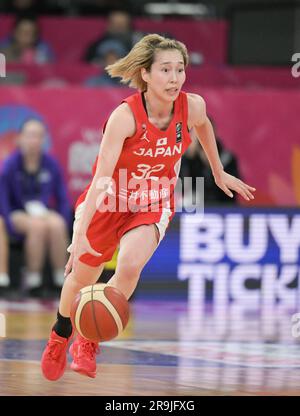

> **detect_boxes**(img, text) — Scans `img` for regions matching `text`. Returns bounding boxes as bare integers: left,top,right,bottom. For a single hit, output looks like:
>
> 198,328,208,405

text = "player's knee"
68,271,94,289
117,258,142,279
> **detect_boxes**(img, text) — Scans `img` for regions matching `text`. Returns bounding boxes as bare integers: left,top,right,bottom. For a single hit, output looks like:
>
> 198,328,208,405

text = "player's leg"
59,260,105,319
68,224,159,379
46,211,69,287
107,224,159,299
11,211,48,288
41,260,104,381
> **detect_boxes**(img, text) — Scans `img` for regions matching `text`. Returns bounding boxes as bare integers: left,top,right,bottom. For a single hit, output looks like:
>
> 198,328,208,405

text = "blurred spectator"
0,0,66,15
180,118,240,206
85,39,126,87
84,10,143,64
0,0,40,15
0,216,10,289
77,0,131,16
0,15,55,64
0,119,72,292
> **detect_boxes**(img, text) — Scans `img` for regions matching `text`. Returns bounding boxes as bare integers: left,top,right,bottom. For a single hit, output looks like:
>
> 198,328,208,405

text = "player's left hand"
214,171,256,201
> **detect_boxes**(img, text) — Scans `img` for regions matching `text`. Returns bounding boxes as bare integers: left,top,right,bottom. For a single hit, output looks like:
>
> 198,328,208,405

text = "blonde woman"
41,34,255,381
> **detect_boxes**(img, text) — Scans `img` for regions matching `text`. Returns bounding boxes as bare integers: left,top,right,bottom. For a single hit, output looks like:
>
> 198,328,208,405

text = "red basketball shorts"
67,202,175,267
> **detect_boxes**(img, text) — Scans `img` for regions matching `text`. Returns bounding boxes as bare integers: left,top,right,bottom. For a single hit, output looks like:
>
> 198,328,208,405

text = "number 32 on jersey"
131,164,165,181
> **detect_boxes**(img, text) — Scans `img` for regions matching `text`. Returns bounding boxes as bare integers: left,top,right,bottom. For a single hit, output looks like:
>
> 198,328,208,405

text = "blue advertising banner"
142,208,300,307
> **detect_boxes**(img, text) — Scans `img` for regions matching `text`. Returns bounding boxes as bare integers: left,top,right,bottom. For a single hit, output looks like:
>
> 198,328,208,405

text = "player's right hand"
64,234,102,276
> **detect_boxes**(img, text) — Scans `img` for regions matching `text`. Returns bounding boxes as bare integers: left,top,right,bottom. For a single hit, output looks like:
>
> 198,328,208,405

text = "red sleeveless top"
78,91,192,212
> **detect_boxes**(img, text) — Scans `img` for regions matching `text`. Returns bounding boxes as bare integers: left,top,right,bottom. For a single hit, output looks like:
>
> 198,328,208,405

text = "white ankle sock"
54,269,65,287
26,271,42,289
0,273,10,287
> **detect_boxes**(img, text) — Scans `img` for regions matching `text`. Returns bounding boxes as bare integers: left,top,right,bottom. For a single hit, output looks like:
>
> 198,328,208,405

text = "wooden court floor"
0,296,300,396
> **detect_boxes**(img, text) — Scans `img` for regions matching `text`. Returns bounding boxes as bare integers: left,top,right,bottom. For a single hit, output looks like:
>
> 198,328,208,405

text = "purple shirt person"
0,119,71,290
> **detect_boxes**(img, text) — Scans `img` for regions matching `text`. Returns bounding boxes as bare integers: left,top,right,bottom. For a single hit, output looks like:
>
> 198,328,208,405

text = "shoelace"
47,340,65,361
79,341,99,360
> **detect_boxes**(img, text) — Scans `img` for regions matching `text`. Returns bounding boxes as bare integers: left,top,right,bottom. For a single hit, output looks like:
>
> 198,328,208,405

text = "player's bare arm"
188,93,256,201
65,103,136,274
76,102,135,233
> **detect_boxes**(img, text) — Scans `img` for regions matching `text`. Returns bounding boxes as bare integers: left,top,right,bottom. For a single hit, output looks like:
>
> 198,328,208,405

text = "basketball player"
41,34,256,380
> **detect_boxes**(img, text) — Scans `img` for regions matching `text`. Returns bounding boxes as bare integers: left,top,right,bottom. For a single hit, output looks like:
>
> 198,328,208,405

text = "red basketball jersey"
78,91,192,213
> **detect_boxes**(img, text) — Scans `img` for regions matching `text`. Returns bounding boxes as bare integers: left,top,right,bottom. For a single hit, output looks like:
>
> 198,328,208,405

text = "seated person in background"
0,0,41,15
84,9,143,64
0,15,55,64
0,119,72,291
85,39,126,87
180,117,240,206
0,216,10,289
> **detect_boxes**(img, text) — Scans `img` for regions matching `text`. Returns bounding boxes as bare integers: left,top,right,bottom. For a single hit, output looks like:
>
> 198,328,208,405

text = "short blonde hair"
105,33,189,91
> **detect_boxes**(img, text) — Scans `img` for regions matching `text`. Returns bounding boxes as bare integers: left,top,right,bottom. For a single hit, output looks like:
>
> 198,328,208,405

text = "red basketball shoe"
69,334,100,378
41,330,73,381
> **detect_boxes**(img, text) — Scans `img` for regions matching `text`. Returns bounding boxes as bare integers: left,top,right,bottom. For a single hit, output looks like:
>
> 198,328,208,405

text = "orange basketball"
70,283,129,342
